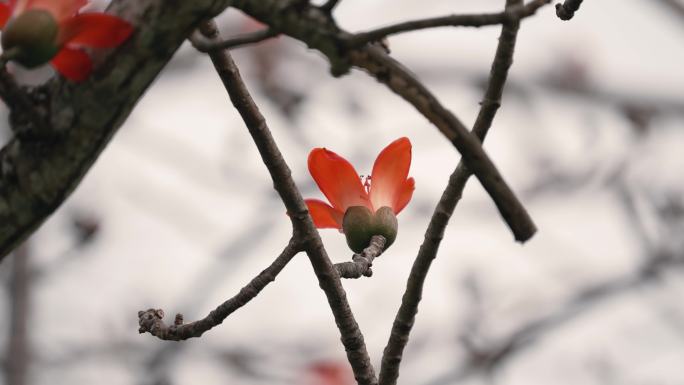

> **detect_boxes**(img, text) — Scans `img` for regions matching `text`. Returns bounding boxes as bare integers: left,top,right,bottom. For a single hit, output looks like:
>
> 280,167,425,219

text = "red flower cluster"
0,0,132,81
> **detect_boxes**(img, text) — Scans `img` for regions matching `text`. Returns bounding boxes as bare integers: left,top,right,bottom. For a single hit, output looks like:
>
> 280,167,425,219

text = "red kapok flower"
305,362,353,385
0,0,133,81
304,137,415,252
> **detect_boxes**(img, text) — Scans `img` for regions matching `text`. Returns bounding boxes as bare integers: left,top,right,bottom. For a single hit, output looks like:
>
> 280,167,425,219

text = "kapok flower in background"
305,137,415,253
305,362,353,385
0,0,133,81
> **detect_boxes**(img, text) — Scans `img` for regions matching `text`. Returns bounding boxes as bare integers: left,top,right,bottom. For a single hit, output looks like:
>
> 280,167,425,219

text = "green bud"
342,206,398,253
373,206,398,249
2,10,59,68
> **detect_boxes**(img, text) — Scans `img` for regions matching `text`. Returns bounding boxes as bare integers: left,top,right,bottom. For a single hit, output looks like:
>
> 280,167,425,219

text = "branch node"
334,235,386,279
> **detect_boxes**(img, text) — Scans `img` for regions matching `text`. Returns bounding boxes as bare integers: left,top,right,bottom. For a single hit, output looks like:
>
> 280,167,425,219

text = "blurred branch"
656,0,684,21
379,1,525,384
348,0,550,47
334,235,386,279
4,243,31,385
451,252,684,383
138,237,302,340
555,0,584,20
191,28,279,52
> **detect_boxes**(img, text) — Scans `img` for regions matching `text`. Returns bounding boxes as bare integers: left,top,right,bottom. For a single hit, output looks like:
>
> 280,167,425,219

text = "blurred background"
1,0,684,384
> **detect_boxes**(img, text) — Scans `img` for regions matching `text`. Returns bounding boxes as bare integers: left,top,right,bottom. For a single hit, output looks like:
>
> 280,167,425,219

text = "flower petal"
393,177,415,214
58,13,132,47
305,199,344,229
0,0,16,28
25,0,85,20
308,147,370,212
50,46,91,81
369,137,412,212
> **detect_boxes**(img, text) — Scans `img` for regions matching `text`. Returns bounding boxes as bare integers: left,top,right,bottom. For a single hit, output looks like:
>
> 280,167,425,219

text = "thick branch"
0,67,46,133
334,235,386,279
137,238,302,340
0,0,226,261
555,0,584,20
197,20,377,385
191,28,279,52
348,0,550,46
379,1,525,383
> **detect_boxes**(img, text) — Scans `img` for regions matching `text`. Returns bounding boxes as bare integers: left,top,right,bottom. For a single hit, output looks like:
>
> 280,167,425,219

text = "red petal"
393,177,415,214
308,147,370,212
0,3,11,28
305,199,344,229
59,13,132,48
369,137,412,212
25,0,85,20
50,46,91,82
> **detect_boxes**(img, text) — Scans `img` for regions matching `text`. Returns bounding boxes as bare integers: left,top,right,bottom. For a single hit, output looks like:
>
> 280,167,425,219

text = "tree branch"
555,0,584,20
137,238,302,340
0,0,542,260
195,20,378,385
191,28,279,52
348,47,536,242
334,235,386,279
348,0,550,47
379,1,525,383
229,0,537,242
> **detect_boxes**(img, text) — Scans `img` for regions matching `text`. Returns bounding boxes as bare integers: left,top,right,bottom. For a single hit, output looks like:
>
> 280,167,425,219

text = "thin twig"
190,28,279,52
378,1,525,383
555,0,584,20
335,235,386,279
196,20,378,385
348,0,550,47
138,238,302,340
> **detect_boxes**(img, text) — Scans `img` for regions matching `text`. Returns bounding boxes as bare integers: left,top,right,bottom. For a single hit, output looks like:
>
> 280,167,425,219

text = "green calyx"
1,10,59,68
342,206,398,253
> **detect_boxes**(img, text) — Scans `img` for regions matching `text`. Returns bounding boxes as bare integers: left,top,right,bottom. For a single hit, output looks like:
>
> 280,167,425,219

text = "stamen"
361,175,372,194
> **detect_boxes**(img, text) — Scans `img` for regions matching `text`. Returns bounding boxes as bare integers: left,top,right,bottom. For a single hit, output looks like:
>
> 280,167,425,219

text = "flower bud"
1,10,59,68
342,206,398,253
